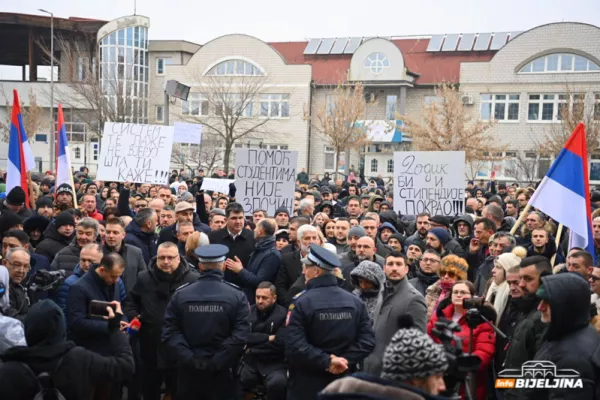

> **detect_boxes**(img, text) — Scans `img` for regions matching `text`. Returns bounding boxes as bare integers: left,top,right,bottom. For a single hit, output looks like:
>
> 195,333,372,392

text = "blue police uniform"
285,245,376,400
161,244,250,400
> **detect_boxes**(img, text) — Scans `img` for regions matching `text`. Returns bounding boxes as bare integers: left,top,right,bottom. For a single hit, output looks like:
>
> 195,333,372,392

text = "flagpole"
510,203,532,236
551,223,564,267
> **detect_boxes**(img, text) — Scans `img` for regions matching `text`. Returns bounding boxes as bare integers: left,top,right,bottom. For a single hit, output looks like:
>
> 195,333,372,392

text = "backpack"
20,355,67,400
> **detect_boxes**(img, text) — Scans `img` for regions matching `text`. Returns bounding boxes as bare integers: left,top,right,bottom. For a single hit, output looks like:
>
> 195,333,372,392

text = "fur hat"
440,254,469,281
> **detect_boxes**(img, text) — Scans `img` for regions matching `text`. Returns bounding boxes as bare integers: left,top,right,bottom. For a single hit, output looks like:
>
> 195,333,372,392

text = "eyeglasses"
590,276,600,282
421,257,440,264
9,261,30,271
452,290,470,296
440,270,456,278
157,255,179,262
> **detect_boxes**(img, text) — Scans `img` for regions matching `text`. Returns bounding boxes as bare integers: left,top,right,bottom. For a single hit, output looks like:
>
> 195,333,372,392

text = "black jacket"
208,227,256,286
529,274,600,400
124,220,157,265
51,241,83,277
157,215,210,246
243,304,287,374
5,280,29,322
124,258,199,368
274,250,302,306
102,243,147,294
35,222,74,264
408,269,439,297
0,300,134,400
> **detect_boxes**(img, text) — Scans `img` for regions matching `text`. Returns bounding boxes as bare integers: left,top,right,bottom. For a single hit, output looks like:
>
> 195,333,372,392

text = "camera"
29,269,66,292
463,296,485,310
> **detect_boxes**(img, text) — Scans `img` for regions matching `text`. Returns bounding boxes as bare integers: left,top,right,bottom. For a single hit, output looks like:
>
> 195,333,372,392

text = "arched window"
370,159,378,173
207,59,264,76
364,53,390,75
519,53,600,73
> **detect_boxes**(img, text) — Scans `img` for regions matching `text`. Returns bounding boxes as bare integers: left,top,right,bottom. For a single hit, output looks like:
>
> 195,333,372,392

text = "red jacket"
87,209,104,222
427,303,496,400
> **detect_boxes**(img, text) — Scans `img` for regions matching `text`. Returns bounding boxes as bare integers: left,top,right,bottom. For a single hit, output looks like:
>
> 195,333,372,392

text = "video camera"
29,269,66,292
462,296,485,310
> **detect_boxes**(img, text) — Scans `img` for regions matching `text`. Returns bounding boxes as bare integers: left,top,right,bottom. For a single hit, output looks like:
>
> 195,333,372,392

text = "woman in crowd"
428,281,496,400
485,253,521,324
312,212,329,230
425,255,469,320
100,187,110,204
275,230,290,250
216,196,229,209
322,219,336,243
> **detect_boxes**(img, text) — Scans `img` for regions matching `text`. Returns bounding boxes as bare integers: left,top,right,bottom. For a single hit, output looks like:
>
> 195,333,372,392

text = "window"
74,147,81,160
386,95,397,120
594,94,600,121
480,94,520,121
260,94,290,118
267,144,289,150
364,53,390,75
93,143,98,161
216,94,253,117
182,93,209,116
370,159,378,173
77,57,89,81
425,96,442,105
156,58,165,75
155,105,164,122
520,53,600,73
326,94,336,116
528,94,584,122
207,59,264,76
387,159,394,173
324,146,335,170
35,134,47,142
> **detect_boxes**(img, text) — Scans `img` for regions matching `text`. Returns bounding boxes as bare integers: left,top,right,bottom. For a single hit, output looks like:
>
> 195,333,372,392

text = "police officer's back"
162,244,250,400
285,244,375,400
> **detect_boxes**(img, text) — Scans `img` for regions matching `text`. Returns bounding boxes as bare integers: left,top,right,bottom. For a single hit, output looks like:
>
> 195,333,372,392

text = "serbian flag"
529,123,595,262
7,90,35,206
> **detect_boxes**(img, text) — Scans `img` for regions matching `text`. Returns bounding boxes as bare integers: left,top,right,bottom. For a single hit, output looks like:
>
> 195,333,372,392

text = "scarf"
485,280,510,325
434,279,454,315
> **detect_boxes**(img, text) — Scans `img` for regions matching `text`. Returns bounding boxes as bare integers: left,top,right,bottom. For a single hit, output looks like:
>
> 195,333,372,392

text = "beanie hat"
381,315,448,381
592,191,600,203
495,253,521,273
429,227,451,246
56,183,74,197
348,226,367,239
24,214,50,234
275,229,290,242
36,196,53,209
54,211,75,230
275,206,289,217
178,191,194,203
6,187,26,206
430,215,450,228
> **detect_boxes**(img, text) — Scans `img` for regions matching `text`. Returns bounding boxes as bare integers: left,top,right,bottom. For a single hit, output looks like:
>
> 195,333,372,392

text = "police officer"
285,244,376,400
161,244,250,400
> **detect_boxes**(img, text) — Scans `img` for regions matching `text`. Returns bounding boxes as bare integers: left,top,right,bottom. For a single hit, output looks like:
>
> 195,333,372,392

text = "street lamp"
39,9,54,172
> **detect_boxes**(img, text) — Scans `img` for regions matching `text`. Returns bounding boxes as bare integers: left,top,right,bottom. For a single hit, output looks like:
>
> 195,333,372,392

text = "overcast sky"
5,0,600,43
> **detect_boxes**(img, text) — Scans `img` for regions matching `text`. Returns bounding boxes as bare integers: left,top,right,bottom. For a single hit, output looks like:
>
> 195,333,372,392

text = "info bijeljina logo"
495,361,583,389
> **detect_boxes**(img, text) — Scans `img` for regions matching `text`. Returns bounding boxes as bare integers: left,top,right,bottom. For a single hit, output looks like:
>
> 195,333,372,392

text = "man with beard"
35,211,75,263
238,282,287,400
34,196,54,219
53,183,75,215
505,199,519,218
51,217,99,276
332,218,350,254
274,207,290,230
474,231,516,296
452,215,473,253
501,256,550,400
466,218,497,283
405,213,430,248
408,249,441,296
280,217,309,254
124,242,199,400
364,251,427,376
425,228,452,257
526,228,564,264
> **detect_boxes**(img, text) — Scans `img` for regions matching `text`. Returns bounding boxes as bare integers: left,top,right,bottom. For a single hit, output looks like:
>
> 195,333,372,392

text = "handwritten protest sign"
235,149,297,216
174,122,202,144
96,122,174,184
201,178,234,194
393,151,465,216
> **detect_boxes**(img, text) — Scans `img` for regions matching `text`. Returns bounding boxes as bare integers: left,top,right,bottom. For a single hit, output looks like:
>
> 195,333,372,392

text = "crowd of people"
0,166,599,400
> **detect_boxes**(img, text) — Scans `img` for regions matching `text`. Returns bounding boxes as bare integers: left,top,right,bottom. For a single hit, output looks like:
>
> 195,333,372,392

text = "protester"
35,211,75,263
409,249,441,297
52,217,99,276
425,254,468,320
124,207,158,264
350,260,386,322
3,247,31,322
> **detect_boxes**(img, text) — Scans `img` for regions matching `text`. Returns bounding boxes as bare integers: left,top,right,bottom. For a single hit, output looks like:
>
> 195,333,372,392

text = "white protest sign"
97,122,174,184
393,151,465,216
173,122,202,144
235,149,297,216
201,178,234,194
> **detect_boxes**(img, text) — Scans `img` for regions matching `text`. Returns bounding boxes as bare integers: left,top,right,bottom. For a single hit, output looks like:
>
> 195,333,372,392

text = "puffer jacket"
124,220,157,265
35,222,74,264
350,261,385,323
50,241,82,277
529,273,600,400
238,236,281,304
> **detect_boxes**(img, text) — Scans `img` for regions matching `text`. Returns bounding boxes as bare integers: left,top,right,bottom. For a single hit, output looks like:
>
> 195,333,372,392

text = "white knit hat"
495,253,521,273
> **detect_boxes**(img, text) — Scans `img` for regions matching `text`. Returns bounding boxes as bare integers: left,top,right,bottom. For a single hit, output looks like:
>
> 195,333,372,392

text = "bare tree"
538,87,600,158
170,135,224,176
308,82,372,179
401,83,505,164
0,89,44,142
182,74,275,172
503,150,540,185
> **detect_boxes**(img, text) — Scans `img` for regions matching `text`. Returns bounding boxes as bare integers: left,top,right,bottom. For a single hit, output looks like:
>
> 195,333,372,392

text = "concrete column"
399,86,407,116
28,28,38,81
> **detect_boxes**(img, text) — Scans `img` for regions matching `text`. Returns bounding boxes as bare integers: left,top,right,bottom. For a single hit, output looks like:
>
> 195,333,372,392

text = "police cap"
195,244,229,263
301,244,341,271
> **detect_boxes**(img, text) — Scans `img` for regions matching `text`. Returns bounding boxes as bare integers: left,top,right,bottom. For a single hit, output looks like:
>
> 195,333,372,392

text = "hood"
379,210,399,226
378,222,398,234
318,201,334,213
350,261,385,291
452,214,473,235
541,273,591,339
256,236,276,251
368,195,384,212
1,300,75,370
42,221,74,244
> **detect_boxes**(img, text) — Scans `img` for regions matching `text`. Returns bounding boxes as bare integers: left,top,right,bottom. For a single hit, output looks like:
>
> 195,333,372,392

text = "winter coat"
66,266,125,356
526,239,565,265
465,245,489,283
0,300,134,400
375,239,392,259
0,201,32,219
53,264,127,320
243,304,287,374
35,222,74,264
405,231,427,249
51,241,83,277
444,239,466,258
529,273,600,400
364,278,427,376
123,258,199,368
350,261,386,323
124,220,157,265
5,280,29,322
409,269,440,297
341,253,385,293
157,214,210,246
428,303,496,400
208,227,256,286
103,244,146,294
238,236,281,303
474,255,496,297
274,249,302,306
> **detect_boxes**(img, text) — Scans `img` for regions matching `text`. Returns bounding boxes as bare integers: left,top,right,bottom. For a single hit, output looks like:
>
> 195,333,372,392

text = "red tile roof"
269,38,496,85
